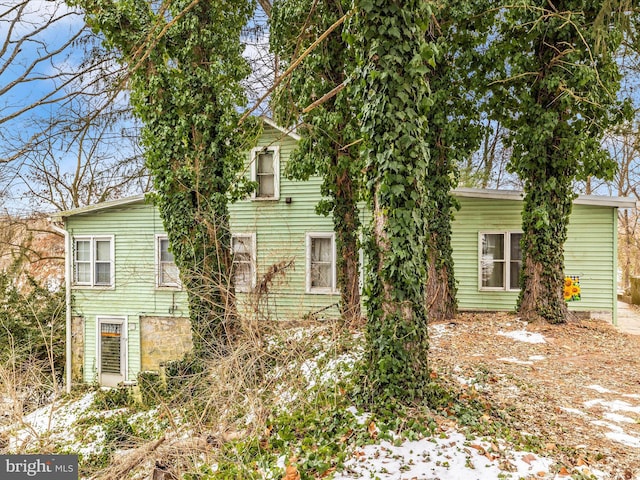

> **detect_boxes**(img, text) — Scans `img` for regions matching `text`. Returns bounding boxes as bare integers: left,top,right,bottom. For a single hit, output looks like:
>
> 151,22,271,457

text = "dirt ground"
428,312,640,479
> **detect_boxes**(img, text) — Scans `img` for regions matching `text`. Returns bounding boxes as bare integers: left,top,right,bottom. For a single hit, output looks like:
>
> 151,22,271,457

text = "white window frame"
250,146,280,201
73,236,115,288
155,235,181,289
306,232,337,294
96,316,128,384
478,231,522,292
232,233,257,293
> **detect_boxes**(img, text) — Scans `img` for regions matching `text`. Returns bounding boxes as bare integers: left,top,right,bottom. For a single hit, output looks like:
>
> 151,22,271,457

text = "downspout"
50,221,72,394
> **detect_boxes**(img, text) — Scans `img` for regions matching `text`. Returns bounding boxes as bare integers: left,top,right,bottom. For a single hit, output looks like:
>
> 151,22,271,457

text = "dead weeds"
429,311,640,478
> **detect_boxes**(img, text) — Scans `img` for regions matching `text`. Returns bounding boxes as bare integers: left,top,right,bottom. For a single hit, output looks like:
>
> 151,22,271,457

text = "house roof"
51,187,636,223
50,194,147,221
453,187,638,209
262,116,301,141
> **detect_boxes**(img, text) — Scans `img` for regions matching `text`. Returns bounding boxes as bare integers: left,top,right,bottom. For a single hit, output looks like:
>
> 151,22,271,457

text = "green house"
51,120,635,388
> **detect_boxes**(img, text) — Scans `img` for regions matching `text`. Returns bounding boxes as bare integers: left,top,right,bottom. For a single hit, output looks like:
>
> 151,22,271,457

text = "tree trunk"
334,163,361,325
517,185,571,323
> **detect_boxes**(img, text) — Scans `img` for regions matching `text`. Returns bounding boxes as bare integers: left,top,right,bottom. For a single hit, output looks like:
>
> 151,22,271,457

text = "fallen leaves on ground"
429,312,640,478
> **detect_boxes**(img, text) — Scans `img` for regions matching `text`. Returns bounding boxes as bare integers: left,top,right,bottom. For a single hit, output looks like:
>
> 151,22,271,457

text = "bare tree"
0,0,148,212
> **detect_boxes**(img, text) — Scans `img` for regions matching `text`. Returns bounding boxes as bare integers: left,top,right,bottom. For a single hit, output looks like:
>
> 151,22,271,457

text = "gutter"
49,220,72,395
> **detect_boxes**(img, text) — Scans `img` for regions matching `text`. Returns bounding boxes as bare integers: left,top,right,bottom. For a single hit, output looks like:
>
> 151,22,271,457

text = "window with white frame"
232,233,256,292
479,232,522,290
306,233,336,294
157,235,180,288
73,236,114,287
251,146,279,200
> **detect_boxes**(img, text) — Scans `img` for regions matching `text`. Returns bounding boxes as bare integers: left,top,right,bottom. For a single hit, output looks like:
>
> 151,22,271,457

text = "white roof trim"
51,194,147,221
453,187,637,209
262,116,301,141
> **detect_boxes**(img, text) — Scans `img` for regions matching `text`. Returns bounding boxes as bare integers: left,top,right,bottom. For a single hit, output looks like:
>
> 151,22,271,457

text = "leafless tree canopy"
0,0,149,213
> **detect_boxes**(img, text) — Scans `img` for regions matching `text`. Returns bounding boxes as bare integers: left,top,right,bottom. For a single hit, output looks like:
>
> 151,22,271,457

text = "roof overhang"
262,116,301,141
50,194,147,222
453,187,637,209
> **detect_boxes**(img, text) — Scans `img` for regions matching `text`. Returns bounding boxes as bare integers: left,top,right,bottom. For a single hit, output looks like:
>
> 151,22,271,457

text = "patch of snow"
605,431,640,448
586,399,640,414
603,412,636,423
586,385,615,394
591,420,624,432
623,393,640,400
6,392,97,451
498,357,534,365
497,330,546,344
429,324,451,338
346,406,368,426
561,407,587,416
528,355,546,361
333,430,606,480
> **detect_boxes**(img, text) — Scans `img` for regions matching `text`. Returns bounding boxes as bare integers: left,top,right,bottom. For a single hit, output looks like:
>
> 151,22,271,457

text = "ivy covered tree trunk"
353,0,435,402
425,143,457,320
271,0,362,325
74,0,254,356
334,151,362,323
421,2,492,321
489,0,628,323
518,171,572,323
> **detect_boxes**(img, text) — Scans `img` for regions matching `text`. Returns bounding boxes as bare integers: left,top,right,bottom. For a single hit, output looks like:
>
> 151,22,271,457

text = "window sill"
72,285,115,290
306,289,339,295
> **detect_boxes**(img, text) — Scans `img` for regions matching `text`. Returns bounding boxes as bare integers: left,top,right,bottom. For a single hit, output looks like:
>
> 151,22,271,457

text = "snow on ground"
497,329,546,344
333,428,605,480
5,391,97,451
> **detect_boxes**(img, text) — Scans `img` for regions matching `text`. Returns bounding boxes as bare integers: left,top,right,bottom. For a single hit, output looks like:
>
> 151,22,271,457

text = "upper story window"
479,232,522,291
232,233,256,292
306,232,336,294
157,235,180,288
251,146,280,200
74,236,114,287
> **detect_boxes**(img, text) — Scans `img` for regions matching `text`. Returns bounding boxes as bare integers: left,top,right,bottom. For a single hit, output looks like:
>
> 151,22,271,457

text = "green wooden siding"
66,124,622,384
230,126,341,320
452,197,616,314
66,202,187,383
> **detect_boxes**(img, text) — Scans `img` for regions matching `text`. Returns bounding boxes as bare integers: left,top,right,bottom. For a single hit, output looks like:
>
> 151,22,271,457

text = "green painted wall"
452,197,616,314
66,201,188,383
67,124,620,384
230,126,342,320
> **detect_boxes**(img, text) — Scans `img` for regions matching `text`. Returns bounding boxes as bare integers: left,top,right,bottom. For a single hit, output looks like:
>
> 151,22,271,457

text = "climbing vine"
422,1,492,320
351,0,436,402
270,0,362,325
71,0,256,356
487,1,630,323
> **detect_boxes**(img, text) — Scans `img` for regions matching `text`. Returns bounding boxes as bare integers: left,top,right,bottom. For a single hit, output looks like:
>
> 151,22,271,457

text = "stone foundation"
71,316,84,382
140,316,192,372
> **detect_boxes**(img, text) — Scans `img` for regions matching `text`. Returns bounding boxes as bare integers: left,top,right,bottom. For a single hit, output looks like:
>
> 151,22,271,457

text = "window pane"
161,263,179,285
233,237,250,254
311,264,332,288
95,240,111,261
76,240,90,261
234,263,251,288
257,152,274,174
95,263,111,285
75,262,90,283
509,261,521,290
510,233,522,261
160,239,174,262
482,234,504,260
257,174,275,197
482,261,504,288
311,237,332,262
101,323,121,375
